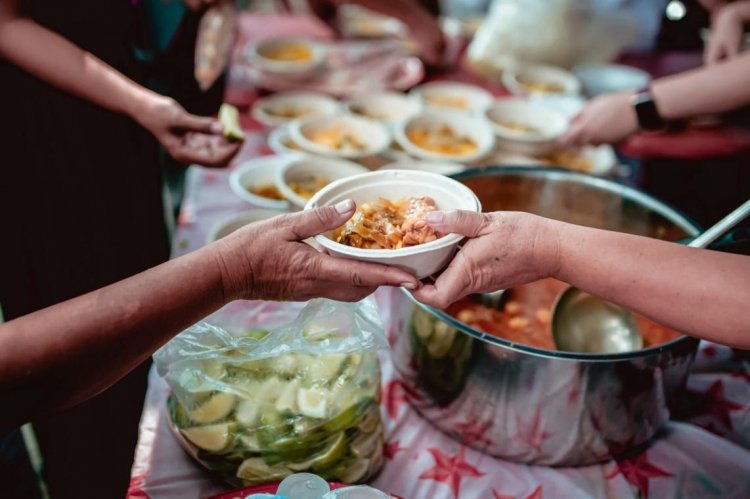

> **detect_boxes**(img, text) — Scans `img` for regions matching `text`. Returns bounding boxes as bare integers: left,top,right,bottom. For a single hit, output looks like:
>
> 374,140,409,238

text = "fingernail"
210,122,223,134
425,211,444,224
335,199,354,214
401,282,417,290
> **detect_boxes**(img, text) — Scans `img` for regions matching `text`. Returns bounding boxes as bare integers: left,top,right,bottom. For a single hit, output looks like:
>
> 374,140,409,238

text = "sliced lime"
181,423,231,452
311,432,347,472
190,392,236,424
218,103,245,142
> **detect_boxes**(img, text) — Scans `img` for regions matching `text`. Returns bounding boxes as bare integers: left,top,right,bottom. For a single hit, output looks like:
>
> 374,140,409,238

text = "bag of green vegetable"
154,298,386,487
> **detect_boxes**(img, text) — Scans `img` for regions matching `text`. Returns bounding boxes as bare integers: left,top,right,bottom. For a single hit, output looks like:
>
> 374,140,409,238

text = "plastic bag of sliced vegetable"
154,298,386,487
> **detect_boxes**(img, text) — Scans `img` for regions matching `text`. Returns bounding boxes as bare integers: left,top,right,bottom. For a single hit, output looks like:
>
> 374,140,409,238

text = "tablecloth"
128,162,750,499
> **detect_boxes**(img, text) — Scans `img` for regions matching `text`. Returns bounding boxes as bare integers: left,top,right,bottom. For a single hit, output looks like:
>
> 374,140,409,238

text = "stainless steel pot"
390,167,701,467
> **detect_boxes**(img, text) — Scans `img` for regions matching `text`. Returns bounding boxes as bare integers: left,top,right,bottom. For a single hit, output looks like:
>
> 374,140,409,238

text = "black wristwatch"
630,87,666,131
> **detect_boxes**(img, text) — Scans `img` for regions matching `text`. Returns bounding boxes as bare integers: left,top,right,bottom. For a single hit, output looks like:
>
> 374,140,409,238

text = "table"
128,13,750,498
127,164,750,499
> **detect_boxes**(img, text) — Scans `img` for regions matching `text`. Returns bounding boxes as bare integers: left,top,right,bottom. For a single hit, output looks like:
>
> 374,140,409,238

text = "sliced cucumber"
239,432,262,452
336,457,371,484
357,404,380,433
218,103,245,142
181,423,232,452
275,379,299,412
190,392,236,424
323,398,370,433
201,358,227,379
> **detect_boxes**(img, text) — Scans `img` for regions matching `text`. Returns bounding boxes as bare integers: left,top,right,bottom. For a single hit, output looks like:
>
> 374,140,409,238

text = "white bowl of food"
276,156,369,210
207,209,287,244
503,63,581,97
573,63,650,98
252,92,340,127
267,125,307,155
345,92,421,125
379,159,465,176
289,115,391,159
410,81,493,114
246,37,326,79
485,98,569,155
229,155,301,209
394,110,494,164
305,170,481,278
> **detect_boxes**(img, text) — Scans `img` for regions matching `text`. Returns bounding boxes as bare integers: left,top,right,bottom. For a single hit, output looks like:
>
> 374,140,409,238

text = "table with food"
127,5,750,499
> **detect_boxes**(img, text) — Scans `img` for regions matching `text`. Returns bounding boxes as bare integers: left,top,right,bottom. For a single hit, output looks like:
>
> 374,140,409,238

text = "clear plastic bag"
154,299,386,486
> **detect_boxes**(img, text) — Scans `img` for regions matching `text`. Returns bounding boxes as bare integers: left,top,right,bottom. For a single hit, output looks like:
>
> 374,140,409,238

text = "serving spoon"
551,198,750,354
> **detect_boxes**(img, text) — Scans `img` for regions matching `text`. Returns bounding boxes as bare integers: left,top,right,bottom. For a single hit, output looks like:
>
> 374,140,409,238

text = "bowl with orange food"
275,156,369,210
229,155,300,210
394,110,494,164
289,115,391,160
246,37,326,79
305,170,481,278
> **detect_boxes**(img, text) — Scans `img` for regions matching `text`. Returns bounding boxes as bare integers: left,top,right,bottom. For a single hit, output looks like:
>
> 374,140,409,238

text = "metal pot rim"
404,165,702,363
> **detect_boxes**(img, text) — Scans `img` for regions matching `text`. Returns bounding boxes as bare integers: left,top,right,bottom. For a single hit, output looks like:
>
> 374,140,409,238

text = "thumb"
177,112,223,134
425,210,489,238
284,199,356,241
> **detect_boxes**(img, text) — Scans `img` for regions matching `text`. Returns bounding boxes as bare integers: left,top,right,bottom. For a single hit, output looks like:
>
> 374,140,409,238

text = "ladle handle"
688,198,750,249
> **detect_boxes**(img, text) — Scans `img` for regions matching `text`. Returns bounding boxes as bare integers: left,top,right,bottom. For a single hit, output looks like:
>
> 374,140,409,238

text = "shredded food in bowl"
333,196,444,249
407,125,478,156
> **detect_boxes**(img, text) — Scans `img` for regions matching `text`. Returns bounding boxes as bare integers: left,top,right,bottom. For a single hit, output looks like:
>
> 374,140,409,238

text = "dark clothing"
0,1,170,497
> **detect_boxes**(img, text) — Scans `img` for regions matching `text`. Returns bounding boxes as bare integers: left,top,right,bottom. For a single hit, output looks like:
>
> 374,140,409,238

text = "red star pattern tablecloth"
128,165,750,499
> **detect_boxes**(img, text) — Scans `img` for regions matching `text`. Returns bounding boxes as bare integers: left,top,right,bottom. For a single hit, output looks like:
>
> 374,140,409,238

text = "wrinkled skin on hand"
213,200,420,302
136,95,241,167
559,91,638,148
411,210,560,309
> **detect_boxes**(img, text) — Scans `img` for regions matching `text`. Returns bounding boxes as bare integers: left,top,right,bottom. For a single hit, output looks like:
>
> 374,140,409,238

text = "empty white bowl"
305,170,481,278
252,92,340,127
410,81,494,114
485,98,569,155
573,63,651,98
289,115,391,159
503,63,581,97
229,155,301,209
394,109,495,164
207,209,287,244
245,37,326,79
276,156,369,210
345,92,422,125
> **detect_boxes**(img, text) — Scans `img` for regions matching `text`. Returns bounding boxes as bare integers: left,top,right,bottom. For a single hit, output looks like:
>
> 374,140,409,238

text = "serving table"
127,162,750,499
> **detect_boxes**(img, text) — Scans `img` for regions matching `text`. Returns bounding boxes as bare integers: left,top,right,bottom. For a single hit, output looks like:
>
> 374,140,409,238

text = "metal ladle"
551,198,750,354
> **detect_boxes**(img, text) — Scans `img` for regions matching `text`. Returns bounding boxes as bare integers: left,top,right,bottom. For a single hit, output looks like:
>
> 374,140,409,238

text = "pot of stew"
390,167,701,466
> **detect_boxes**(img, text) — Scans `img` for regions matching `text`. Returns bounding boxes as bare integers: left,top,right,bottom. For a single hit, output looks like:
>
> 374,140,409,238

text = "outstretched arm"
0,0,239,166
562,52,750,146
0,202,419,434
412,210,750,347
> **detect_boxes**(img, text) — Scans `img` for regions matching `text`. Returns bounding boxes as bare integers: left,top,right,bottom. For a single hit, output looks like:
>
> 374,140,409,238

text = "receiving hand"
411,210,559,309
213,200,420,302
135,95,241,167
705,3,745,64
559,92,638,148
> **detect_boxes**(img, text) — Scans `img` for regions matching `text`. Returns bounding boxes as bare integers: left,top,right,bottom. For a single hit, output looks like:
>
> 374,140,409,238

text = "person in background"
0,1,239,497
699,0,750,63
0,201,419,439
411,210,750,348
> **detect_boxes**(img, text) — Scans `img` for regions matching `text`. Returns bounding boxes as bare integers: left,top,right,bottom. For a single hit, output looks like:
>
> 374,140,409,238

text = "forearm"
0,244,228,430
0,4,155,120
652,52,750,119
547,221,750,347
